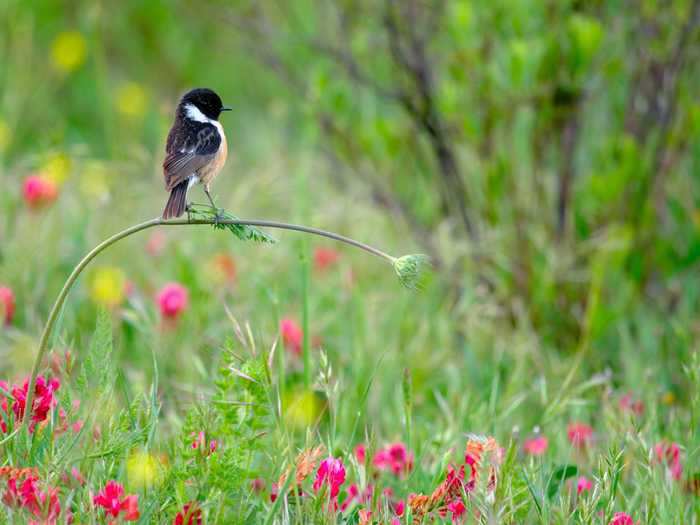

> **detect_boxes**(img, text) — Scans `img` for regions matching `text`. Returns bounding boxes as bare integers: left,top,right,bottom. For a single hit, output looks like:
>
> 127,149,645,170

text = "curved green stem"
24,216,396,425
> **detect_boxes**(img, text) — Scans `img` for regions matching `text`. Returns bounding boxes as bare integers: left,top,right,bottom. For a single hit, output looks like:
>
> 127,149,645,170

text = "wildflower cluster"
0,375,60,433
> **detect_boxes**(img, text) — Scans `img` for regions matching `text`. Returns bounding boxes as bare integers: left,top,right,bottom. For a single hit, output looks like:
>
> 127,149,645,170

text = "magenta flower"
447,499,466,523
609,512,635,525
93,480,139,521
576,476,592,494
523,436,548,456
313,457,346,499
567,422,593,447
354,443,366,464
280,318,303,357
173,502,203,525
156,283,189,320
2,473,61,523
0,286,15,325
10,375,60,432
22,175,58,209
654,441,683,481
373,442,414,477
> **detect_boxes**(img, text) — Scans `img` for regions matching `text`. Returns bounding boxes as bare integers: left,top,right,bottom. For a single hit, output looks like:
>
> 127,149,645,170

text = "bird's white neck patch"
185,103,212,123
184,103,224,135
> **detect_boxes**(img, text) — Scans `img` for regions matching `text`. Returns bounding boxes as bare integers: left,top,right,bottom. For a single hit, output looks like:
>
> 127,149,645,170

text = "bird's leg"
204,186,224,222
185,202,193,222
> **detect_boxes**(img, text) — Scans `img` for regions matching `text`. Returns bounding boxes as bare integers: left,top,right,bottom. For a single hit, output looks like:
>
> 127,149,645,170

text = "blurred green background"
1,0,700,439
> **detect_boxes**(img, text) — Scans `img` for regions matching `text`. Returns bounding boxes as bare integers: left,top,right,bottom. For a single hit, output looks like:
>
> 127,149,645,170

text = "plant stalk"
24,216,396,426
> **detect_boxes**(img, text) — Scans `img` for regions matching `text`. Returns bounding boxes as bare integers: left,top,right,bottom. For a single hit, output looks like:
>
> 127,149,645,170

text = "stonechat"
162,88,231,219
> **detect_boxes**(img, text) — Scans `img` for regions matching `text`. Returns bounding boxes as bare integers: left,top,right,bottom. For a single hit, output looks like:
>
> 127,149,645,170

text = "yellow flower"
42,152,72,186
126,450,165,489
661,391,675,405
282,387,324,429
79,161,110,204
89,266,126,308
50,31,87,73
0,119,10,152
116,82,148,118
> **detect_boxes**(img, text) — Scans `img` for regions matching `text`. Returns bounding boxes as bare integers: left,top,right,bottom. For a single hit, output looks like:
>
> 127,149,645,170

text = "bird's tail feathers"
162,180,189,219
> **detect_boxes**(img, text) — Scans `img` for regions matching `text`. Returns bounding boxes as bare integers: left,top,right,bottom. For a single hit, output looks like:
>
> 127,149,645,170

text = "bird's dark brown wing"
163,123,222,190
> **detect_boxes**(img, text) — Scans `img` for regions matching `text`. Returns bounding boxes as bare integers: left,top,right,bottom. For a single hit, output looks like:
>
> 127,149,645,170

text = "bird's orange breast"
199,128,227,185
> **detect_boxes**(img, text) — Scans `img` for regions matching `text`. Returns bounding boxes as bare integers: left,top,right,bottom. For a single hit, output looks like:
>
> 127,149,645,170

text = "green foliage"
1,0,700,522
188,204,277,244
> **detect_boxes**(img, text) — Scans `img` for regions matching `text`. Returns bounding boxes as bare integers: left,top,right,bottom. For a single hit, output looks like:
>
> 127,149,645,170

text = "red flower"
314,247,340,272
0,286,15,325
251,478,265,493
654,441,683,481
156,283,189,320
373,442,414,477
173,502,202,525
609,512,635,525
523,436,548,456
313,457,346,499
93,480,139,521
2,473,61,524
23,175,58,209
576,476,592,494
11,375,60,432
280,318,303,357
567,422,593,448
447,499,466,523
354,444,366,464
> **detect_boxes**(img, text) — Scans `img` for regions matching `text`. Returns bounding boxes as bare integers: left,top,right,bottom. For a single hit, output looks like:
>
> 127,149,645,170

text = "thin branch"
24,216,406,427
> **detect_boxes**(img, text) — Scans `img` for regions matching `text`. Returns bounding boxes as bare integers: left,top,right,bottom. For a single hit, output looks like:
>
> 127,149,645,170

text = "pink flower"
523,436,548,456
654,441,683,481
619,393,644,416
314,247,340,272
93,480,139,521
3,473,61,524
251,478,265,493
10,375,60,432
373,442,414,477
354,444,366,464
447,499,466,523
173,502,203,525
609,512,635,525
313,457,346,499
157,283,189,320
280,318,303,357
576,476,592,494
394,499,405,516
0,286,15,325
567,422,593,447
191,431,217,456
23,175,58,209
70,467,85,486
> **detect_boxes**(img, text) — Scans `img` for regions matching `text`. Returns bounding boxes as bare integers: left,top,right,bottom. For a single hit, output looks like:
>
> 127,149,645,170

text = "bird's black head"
179,88,231,121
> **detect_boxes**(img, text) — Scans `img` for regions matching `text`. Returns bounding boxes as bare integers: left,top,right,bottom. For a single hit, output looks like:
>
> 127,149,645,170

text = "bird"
161,88,231,219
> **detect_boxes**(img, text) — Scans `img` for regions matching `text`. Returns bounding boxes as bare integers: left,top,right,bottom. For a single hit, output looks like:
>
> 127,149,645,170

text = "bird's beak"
221,106,232,112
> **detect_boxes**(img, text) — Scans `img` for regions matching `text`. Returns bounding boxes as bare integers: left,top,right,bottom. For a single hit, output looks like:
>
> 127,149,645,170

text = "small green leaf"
547,464,579,499
189,204,276,244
